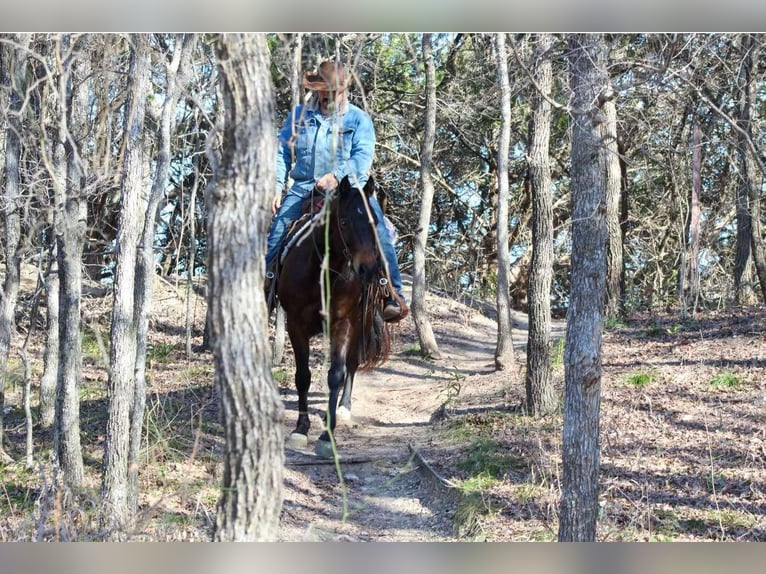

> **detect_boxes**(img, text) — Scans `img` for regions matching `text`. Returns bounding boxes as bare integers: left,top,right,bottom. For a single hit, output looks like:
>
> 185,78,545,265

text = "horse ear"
363,175,375,197
339,175,351,195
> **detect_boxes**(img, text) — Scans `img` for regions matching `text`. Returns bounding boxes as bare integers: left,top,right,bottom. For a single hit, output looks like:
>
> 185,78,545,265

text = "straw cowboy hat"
302,60,350,92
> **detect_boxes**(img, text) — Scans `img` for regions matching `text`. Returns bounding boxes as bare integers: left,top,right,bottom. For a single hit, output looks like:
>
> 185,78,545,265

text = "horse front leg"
315,358,344,458
337,343,360,424
287,330,312,448
336,369,355,424
315,320,353,458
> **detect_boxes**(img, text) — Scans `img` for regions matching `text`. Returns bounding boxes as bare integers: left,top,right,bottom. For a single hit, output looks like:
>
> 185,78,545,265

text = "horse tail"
358,283,390,370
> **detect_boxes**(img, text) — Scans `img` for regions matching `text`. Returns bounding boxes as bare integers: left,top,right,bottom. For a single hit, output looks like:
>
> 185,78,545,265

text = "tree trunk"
525,33,557,416
102,34,151,536
412,33,442,360
558,33,609,542
493,33,516,372
686,118,702,316
40,238,59,429
273,33,303,365
211,33,284,542
734,164,756,306
0,34,30,462
604,95,625,320
736,35,766,304
130,33,196,517
53,34,86,487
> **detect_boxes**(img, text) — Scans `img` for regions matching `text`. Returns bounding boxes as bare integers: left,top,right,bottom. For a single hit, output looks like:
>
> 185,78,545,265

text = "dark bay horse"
276,175,390,457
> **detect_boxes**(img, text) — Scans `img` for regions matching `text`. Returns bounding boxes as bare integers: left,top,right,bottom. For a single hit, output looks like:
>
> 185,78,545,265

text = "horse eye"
339,218,348,227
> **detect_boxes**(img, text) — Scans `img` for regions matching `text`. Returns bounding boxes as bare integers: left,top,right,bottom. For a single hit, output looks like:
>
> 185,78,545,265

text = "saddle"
265,191,330,313
265,189,398,321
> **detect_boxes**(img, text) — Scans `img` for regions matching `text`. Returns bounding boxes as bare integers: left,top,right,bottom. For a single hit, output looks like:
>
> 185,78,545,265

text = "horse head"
335,176,380,284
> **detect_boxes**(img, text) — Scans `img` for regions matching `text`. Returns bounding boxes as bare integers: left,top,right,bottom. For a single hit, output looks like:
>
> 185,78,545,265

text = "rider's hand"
271,193,282,214
316,173,339,192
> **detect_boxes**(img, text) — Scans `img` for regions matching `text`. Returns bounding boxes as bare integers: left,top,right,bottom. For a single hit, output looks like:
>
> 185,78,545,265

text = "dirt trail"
277,280,565,541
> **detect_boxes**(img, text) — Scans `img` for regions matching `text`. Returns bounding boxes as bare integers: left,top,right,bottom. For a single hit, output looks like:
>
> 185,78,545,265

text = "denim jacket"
275,96,375,197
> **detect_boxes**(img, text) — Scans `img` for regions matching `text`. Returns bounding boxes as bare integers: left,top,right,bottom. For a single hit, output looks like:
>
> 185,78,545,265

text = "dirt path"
277,281,565,541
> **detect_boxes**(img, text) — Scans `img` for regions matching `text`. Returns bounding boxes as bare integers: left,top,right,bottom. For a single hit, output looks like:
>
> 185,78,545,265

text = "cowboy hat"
302,60,350,92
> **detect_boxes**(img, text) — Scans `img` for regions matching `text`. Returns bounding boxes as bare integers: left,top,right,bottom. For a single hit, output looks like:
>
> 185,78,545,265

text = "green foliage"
645,323,667,337
439,366,464,409
550,338,565,370
271,368,290,386
707,371,741,390
1,359,25,388
667,323,683,335
625,370,656,388
148,341,178,364
0,464,37,514
604,316,627,330
181,363,214,383
453,473,500,540
442,420,476,442
81,328,109,365
452,434,525,540
401,343,422,357
457,437,523,479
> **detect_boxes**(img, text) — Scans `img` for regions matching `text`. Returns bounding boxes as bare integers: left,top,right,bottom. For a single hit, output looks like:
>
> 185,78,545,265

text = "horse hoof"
336,405,352,423
314,439,335,459
287,433,308,449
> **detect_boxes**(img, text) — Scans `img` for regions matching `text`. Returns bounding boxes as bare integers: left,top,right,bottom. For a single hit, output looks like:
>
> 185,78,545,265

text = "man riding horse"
265,60,408,322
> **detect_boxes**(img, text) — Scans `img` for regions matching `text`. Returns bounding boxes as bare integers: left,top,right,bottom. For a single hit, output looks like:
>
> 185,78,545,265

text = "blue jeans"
265,189,404,299
265,189,306,268
368,195,404,300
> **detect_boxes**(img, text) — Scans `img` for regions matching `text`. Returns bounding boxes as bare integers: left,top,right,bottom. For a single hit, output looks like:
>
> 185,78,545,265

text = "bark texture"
525,33,556,416
102,34,151,535
493,33,516,372
558,33,609,542
211,33,285,542
411,33,442,360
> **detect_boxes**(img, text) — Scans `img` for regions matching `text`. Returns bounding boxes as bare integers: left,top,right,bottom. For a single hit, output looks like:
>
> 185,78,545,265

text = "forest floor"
1,272,765,541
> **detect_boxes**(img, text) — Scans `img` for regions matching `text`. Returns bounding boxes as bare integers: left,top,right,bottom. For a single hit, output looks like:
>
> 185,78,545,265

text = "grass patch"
651,507,682,537
441,420,476,443
143,396,197,464
604,316,626,330
401,343,439,360
514,482,547,504
625,370,656,389
79,376,107,402
82,326,110,366
451,435,529,537
707,371,741,390
401,344,422,357
439,367,464,410
453,472,501,540
707,508,758,532
1,359,26,389
271,368,291,387
457,437,524,478
550,338,565,370
148,342,178,365
0,463,38,515
180,364,214,384
645,324,666,337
